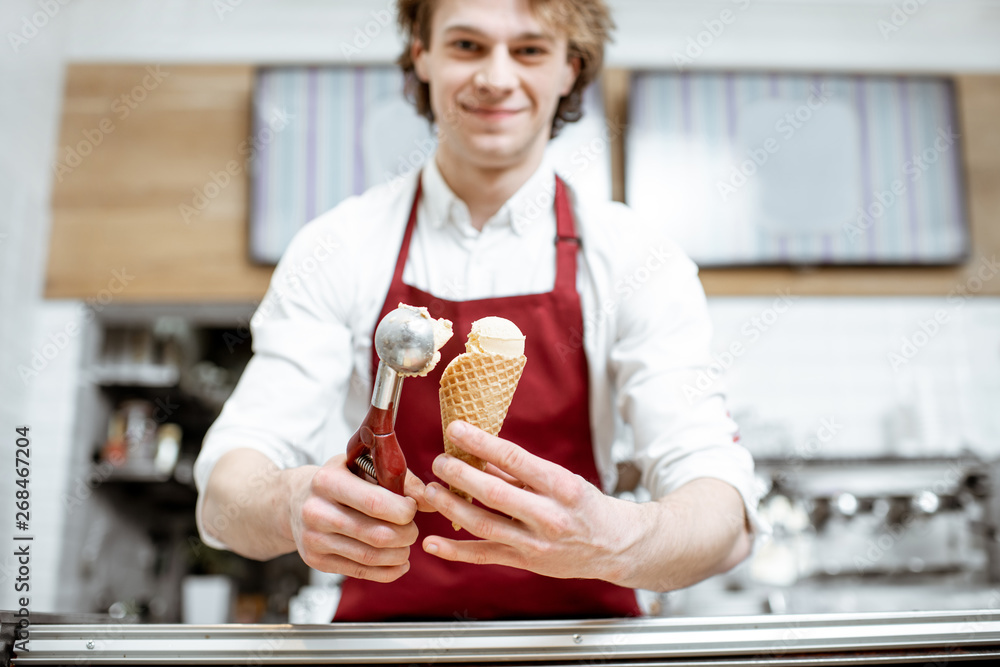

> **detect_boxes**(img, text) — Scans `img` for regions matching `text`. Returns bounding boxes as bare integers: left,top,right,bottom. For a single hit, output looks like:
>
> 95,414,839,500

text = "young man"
195,0,761,621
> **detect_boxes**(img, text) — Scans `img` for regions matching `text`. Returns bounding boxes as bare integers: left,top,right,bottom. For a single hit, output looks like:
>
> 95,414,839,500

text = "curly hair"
395,0,614,138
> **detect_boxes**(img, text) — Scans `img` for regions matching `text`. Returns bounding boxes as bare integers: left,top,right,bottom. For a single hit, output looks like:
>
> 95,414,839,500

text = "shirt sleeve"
193,220,355,551
607,229,768,551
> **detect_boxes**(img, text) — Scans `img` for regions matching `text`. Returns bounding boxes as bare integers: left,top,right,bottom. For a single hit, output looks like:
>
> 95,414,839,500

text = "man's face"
412,0,579,170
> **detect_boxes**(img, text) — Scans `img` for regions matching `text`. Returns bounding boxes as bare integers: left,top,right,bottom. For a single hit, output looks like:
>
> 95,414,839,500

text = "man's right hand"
288,454,432,582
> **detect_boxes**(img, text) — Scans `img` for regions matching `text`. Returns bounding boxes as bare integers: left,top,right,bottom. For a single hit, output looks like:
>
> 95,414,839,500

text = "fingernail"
425,484,437,500
450,421,466,437
425,542,439,555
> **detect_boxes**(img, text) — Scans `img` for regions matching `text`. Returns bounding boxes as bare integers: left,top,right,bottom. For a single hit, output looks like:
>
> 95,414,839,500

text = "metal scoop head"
374,306,437,374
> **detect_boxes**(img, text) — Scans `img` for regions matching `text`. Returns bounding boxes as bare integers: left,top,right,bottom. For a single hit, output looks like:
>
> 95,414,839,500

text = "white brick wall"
20,303,88,612
0,0,70,613
706,297,1000,460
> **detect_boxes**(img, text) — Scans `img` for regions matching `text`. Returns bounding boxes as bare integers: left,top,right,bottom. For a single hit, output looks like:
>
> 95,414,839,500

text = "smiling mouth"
461,103,523,119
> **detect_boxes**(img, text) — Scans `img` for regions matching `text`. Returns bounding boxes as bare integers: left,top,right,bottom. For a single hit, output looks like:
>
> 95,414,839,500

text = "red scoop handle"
345,404,407,496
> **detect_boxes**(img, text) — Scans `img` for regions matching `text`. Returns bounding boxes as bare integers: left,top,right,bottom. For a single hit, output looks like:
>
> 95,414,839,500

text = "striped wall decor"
249,66,611,264
249,67,431,264
626,72,969,266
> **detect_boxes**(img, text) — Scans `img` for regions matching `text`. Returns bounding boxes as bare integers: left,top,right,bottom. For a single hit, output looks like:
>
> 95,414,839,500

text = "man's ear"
560,55,582,97
412,36,430,83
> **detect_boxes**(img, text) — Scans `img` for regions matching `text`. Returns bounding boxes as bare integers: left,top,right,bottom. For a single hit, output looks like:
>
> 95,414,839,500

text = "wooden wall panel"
46,65,273,301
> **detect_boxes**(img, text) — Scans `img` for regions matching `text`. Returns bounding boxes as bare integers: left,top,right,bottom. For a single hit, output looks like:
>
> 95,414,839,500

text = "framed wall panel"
626,72,969,267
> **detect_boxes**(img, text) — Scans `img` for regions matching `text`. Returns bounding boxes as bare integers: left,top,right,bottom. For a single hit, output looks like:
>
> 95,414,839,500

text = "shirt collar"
419,150,557,236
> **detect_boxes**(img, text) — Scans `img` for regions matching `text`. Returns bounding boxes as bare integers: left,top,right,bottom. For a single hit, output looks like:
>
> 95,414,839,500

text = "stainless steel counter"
4,609,1000,666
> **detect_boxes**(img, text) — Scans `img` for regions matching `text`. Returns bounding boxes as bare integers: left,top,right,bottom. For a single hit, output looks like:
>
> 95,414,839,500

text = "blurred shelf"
89,363,180,388
95,453,198,486
95,465,201,513
98,460,173,484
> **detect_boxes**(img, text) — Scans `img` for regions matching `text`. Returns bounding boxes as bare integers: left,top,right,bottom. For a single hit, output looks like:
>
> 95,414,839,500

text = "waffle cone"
439,352,526,509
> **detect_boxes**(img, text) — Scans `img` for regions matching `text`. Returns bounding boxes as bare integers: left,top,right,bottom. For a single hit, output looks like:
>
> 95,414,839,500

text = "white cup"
181,575,233,624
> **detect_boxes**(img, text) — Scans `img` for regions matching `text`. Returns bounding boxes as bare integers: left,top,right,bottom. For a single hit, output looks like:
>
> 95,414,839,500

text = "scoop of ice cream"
466,317,525,358
397,303,453,376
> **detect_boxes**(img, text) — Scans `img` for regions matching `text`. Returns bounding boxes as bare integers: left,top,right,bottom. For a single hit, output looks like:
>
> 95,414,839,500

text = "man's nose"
474,47,516,95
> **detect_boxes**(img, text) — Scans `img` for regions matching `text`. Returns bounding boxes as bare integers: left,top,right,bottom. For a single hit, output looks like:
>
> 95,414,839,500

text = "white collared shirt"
194,152,764,551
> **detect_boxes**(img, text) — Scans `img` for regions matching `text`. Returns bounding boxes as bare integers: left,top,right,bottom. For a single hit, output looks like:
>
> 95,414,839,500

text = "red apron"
333,175,641,621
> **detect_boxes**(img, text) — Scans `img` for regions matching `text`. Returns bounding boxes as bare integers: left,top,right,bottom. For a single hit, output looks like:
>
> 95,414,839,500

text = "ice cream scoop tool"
346,305,449,494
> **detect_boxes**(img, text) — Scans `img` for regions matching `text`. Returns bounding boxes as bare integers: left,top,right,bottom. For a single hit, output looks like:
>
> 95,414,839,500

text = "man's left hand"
420,420,643,585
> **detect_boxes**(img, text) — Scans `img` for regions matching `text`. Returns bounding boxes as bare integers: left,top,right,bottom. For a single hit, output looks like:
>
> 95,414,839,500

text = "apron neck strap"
391,172,580,296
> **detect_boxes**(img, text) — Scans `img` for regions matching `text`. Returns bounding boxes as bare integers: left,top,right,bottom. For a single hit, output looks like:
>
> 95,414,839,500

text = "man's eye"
517,46,547,56
454,40,479,51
